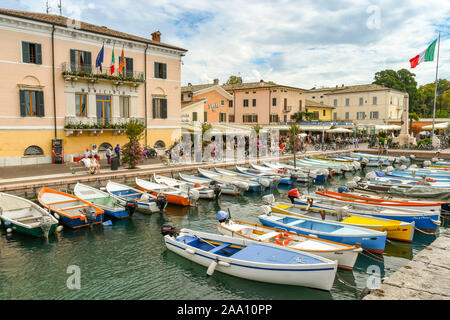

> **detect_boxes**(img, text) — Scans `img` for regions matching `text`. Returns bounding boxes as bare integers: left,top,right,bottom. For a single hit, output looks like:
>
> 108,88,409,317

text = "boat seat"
14,214,35,221
287,219,304,225
257,231,280,241
208,242,231,254
16,217,41,223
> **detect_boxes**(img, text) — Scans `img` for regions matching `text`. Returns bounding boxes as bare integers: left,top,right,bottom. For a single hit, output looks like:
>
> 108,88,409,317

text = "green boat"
0,192,59,238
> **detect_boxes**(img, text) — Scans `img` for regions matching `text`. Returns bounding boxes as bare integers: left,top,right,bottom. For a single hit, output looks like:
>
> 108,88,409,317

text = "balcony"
283,106,292,112
61,62,145,85
64,116,144,136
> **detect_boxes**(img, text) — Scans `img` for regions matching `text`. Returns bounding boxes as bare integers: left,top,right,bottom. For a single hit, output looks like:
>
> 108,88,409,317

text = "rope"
386,239,427,248
414,227,439,236
361,249,385,262
336,272,360,290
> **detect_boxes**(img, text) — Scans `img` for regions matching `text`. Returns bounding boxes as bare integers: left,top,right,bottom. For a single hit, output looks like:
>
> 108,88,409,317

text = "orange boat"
135,178,192,206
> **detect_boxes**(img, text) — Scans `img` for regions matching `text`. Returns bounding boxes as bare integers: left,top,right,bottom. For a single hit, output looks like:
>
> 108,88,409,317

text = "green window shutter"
37,91,45,117
35,43,42,64
126,58,133,76
19,90,27,117
152,98,156,118
204,111,207,122
70,49,76,71
154,62,158,78
22,42,30,63
162,99,167,118
192,112,197,121
162,63,167,79
85,51,92,73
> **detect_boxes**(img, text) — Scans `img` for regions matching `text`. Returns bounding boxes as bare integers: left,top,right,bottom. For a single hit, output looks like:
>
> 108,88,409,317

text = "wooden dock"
363,229,450,300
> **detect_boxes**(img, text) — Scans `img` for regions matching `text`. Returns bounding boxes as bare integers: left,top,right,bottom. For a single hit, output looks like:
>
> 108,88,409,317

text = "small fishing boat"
135,178,194,206
216,214,361,271
38,187,104,229
178,173,245,196
258,207,387,254
162,226,338,291
215,167,273,188
235,165,282,186
314,190,441,232
350,152,401,163
337,154,390,167
366,173,450,189
153,174,218,199
290,159,344,174
248,163,306,184
263,161,329,181
0,192,59,238
270,200,415,243
105,181,166,213
198,168,259,192
304,157,355,171
310,156,361,170
386,170,450,181
73,183,136,219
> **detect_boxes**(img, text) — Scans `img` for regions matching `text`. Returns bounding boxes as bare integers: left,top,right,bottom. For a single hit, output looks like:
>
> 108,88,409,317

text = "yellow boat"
271,202,414,243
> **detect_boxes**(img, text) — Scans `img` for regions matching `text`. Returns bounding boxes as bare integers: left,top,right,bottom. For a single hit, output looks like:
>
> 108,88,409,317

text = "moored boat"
178,173,245,196
153,174,218,199
135,178,193,206
198,168,259,192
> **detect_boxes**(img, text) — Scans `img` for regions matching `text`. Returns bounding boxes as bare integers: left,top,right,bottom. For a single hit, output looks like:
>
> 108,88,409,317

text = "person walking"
114,144,120,159
106,147,112,165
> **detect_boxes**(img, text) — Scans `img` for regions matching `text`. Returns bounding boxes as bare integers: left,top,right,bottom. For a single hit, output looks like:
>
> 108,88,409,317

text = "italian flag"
409,38,437,68
110,48,115,75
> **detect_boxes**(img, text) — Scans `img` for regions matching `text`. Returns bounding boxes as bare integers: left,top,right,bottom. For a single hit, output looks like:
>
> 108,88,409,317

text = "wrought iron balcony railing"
61,62,144,83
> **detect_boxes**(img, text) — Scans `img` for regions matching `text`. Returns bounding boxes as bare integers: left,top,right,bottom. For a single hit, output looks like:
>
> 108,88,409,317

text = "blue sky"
3,0,449,88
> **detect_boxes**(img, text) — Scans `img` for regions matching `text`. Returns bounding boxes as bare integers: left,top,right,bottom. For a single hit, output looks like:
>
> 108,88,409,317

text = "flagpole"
431,32,440,146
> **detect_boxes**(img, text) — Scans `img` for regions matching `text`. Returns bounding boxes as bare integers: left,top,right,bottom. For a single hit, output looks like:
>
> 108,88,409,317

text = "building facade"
306,84,407,125
0,8,186,166
304,99,335,121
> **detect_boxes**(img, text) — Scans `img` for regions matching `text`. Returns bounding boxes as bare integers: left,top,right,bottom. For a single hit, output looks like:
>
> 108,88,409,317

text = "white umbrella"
422,122,449,130
326,128,352,133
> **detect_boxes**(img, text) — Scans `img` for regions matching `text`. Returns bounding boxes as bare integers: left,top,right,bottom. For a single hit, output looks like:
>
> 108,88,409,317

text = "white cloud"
4,0,449,88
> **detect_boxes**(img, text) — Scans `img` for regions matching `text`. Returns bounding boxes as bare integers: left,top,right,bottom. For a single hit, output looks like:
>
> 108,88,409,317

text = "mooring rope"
414,227,439,236
335,272,360,290
361,249,385,262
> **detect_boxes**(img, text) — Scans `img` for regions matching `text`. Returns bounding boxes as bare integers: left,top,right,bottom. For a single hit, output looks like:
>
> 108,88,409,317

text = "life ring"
425,177,435,182
194,183,201,188
275,232,292,246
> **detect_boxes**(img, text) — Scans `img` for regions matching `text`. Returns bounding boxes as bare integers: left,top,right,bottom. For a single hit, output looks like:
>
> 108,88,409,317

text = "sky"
2,0,450,88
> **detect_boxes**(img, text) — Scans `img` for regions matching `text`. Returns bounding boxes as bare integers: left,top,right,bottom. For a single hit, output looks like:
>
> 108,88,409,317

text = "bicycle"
143,145,158,159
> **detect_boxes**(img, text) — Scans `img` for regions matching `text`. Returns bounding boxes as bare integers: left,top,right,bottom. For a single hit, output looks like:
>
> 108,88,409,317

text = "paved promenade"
363,229,450,300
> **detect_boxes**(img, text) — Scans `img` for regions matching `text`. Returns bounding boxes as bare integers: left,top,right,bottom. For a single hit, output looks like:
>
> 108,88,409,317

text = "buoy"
54,213,60,220
218,261,230,267
185,248,195,254
206,260,218,277
56,225,64,232
6,228,12,233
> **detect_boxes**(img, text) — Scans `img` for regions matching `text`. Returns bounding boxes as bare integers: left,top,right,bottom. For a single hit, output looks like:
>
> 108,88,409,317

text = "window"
312,112,319,120
333,99,338,107
370,111,379,119
19,90,44,117
70,49,92,72
272,98,277,106
99,142,112,152
154,140,166,148
119,96,130,118
373,96,377,105
243,99,249,107
345,112,349,120
270,114,279,122
221,100,225,106
284,98,287,108
390,96,393,104
252,99,256,107
333,112,337,120
75,93,87,117
154,62,167,79
123,57,134,77
359,97,363,106
229,114,235,122
192,112,197,121
345,98,350,106
22,41,42,64
229,100,233,108
24,145,43,156
320,101,324,105
299,100,302,110
219,112,226,122
204,111,207,122
152,98,167,119
96,95,111,125
357,112,365,120
323,110,326,116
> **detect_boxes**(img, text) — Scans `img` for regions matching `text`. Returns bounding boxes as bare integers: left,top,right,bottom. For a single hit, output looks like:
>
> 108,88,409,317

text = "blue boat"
258,210,387,254
387,170,450,181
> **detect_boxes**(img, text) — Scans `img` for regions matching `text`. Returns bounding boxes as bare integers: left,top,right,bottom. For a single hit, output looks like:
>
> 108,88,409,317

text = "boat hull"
1,220,57,238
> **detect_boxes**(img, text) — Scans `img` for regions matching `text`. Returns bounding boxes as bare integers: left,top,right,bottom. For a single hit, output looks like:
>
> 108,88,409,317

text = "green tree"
225,75,243,85
121,119,146,169
409,112,420,133
373,69,419,113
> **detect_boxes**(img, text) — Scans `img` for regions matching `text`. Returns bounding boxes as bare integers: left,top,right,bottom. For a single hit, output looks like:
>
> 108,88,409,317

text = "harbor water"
0,167,448,300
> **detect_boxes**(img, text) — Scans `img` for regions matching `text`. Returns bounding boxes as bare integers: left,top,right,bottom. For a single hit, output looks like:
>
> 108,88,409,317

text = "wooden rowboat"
135,178,192,206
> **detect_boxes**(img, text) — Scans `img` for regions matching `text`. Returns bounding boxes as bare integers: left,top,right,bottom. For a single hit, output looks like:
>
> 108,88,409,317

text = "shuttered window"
119,96,130,118
124,58,134,77
70,49,92,73
22,41,42,64
154,62,167,79
19,90,44,117
152,98,167,119
75,93,87,117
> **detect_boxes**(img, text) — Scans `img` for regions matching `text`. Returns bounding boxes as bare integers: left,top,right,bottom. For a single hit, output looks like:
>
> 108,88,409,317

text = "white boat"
135,177,195,206
235,165,282,186
105,181,163,213
153,174,217,199
198,168,260,192
217,218,361,271
178,173,245,196
248,163,309,183
0,192,59,238
162,227,338,291
289,159,343,174
214,167,271,188
263,161,329,180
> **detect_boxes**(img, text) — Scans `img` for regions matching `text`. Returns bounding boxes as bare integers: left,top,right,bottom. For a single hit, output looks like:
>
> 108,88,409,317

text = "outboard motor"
156,195,168,212
84,207,97,228
290,172,298,182
213,184,222,200
288,188,300,204
125,200,138,217
188,189,200,207
161,224,179,237
409,155,416,161
337,186,348,193
262,194,275,205
216,210,230,223
346,180,358,190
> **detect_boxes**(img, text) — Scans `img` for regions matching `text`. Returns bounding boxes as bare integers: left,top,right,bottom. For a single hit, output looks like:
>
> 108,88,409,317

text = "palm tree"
288,122,301,168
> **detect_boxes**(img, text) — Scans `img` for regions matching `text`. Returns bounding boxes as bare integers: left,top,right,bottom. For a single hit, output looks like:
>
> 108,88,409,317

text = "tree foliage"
225,75,243,85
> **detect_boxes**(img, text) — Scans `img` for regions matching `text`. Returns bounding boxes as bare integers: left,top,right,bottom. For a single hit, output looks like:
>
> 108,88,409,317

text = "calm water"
0,168,448,300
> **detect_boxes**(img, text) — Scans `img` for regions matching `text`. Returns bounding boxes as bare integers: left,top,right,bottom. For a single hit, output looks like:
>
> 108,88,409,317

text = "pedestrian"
436,148,441,157
84,148,91,158
91,144,98,160
106,147,112,164
90,155,100,174
114,144,120,159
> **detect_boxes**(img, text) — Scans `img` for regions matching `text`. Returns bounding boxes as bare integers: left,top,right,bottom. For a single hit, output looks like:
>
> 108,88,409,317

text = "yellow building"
0,8,187,166
305,100,335,121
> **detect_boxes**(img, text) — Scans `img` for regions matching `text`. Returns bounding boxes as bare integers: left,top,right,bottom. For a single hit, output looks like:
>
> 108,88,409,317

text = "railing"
64,116,145,130
283,106,292,112
61,62,144,82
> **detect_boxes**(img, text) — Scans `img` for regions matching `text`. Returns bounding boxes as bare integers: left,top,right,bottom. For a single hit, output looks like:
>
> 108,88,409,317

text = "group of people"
79,144,121,174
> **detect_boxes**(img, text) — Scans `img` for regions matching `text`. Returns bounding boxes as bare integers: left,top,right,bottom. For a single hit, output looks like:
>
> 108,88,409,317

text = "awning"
375,124,402,131
422,122,449,130
326,128,352,133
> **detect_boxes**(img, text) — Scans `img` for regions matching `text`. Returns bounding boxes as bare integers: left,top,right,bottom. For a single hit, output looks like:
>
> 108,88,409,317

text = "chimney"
259,79,264,86
341,84,344,87
151,31,161,42
213,78,219,85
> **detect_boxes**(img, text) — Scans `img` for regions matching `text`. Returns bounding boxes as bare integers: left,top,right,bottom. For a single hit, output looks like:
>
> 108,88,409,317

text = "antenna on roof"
45,1,51,14
57,0,62,16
